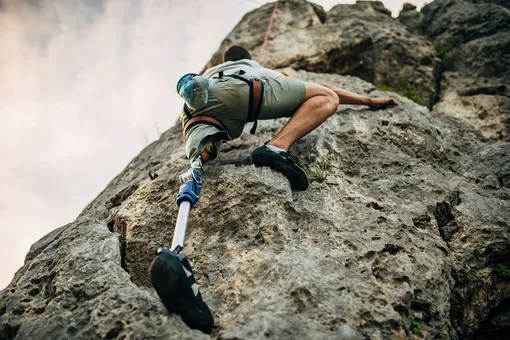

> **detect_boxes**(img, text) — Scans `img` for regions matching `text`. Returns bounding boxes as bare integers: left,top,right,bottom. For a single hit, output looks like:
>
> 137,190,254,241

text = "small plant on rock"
0,300,6,314
377,77,429,107
311,157,329,183
395,76,428,107
434,41,452,57
496,264,510,279
409,315,421,335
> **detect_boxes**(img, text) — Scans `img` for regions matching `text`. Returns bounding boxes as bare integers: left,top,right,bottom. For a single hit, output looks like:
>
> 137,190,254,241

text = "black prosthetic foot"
149,247,214,334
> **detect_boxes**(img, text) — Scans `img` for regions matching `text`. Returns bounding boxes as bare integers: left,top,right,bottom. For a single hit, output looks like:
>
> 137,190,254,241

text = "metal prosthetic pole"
170,168,202,253
149,158,214,334
170,201,191,253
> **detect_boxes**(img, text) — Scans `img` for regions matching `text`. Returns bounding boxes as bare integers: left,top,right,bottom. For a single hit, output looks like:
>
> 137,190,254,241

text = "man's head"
222,45,252,63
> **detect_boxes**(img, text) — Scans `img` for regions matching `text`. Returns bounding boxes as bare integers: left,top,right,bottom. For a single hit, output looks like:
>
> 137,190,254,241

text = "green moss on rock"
409,315,422,335
496,264,510,279
378,76,430,107
434,41,452,58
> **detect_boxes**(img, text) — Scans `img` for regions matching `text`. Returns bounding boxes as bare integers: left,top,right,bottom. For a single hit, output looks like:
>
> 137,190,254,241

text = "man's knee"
316,87,339,114
304,82,339,110
324,88,340,109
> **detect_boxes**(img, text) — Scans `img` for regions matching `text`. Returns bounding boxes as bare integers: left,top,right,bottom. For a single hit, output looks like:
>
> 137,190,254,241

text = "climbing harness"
182,114,226,136
216,70,264,134
181,70,264,136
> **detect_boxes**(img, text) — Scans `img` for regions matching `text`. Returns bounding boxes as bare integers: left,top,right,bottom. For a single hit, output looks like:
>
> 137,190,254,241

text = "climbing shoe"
149,247,214,334
251,144,309,190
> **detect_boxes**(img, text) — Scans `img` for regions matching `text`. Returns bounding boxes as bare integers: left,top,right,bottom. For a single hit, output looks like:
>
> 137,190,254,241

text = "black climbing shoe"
251,145,309,190
149,247,214,334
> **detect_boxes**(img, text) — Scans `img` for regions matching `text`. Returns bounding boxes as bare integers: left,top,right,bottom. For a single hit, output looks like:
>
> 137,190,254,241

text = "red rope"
258,1,278,64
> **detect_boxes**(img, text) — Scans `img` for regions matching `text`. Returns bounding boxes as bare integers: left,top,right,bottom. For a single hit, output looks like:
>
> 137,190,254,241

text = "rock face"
205,0,439,108
398,3,423,34
401,0,510,140
1,1,510,339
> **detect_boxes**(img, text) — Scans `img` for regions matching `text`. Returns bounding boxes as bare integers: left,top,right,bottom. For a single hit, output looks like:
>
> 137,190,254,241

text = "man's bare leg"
267,82,339,151
320,83,397,107
267,81,397,151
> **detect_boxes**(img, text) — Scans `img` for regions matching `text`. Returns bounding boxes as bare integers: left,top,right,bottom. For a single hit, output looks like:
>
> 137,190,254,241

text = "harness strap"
248,78,264,134
222,74,264,134
183,104,193,120
183,116,226,137
249,80,263,119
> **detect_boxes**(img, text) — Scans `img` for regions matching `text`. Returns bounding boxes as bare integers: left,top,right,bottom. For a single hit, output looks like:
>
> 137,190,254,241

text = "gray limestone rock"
418,0,510,140
1,70,508,339
1,1,510,339
398,3,424,34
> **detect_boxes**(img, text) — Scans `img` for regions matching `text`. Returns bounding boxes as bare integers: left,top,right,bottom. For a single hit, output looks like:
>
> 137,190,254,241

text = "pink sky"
0,0,429,289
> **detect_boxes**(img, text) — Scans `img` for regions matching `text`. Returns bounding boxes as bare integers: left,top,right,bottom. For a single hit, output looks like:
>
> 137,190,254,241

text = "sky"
0,0,430,289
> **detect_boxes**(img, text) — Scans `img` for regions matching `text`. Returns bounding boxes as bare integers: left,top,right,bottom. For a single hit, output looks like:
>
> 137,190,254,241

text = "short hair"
222,45,252,62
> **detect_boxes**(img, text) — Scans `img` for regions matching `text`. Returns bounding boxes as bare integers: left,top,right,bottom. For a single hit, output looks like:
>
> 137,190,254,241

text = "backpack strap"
183,116,226,137
225,74,251,85
222,73,264,134
183,104,193,120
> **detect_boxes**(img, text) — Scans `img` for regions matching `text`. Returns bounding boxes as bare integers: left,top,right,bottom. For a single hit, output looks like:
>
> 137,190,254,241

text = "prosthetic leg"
149,163,214,334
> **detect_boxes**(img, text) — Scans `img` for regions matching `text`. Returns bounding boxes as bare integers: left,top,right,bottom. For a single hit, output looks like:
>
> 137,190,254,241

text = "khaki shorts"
188,75,307,139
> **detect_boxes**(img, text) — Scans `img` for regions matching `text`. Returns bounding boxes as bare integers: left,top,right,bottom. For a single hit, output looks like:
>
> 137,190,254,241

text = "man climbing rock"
152,46,398,333
178,45,397,190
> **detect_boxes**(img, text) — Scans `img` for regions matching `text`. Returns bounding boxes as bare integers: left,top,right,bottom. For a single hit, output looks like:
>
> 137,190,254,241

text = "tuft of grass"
377,85,391,92
395,76,429,107
193,255,202,263
496,264,510,279
378,77,430,107
409,315,422,335
0,300,6,314
311,157,329,183
434,41,452,58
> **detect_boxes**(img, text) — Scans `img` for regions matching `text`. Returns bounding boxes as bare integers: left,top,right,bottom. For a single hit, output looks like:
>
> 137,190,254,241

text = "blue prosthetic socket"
176,169,202,208
176,73,199,93
176,73,209,110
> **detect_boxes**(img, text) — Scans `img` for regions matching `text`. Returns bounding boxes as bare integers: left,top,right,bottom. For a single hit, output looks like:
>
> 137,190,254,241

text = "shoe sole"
251,150,309,190
149,251,214,334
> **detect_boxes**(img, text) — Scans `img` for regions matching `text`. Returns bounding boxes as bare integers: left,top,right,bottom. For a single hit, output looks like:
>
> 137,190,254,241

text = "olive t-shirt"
202,59,282,79
183,59,282,162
